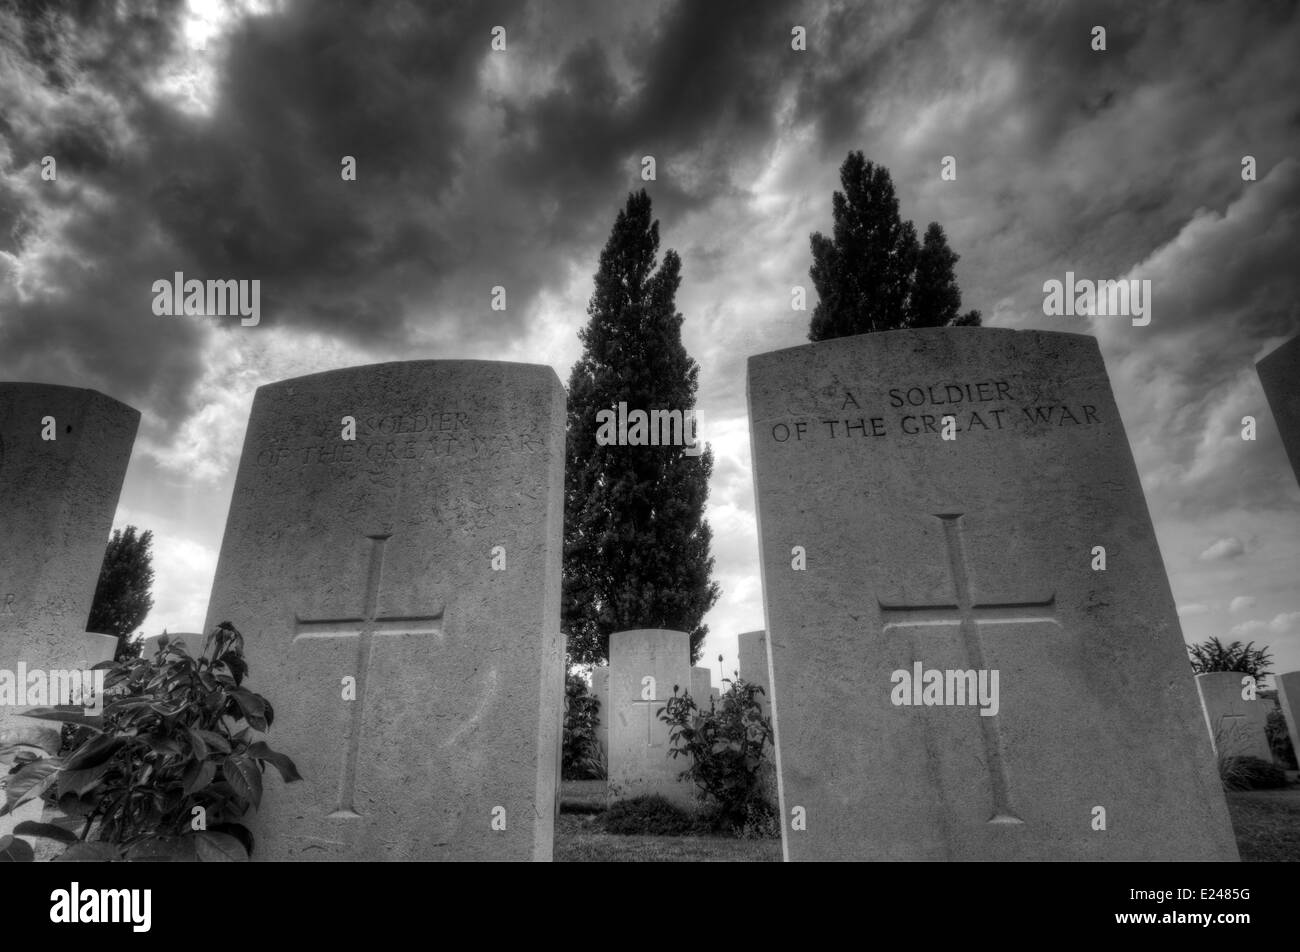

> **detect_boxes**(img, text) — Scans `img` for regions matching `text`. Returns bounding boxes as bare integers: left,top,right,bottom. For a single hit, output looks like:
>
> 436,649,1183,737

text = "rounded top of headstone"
1194,671,1252,686
0,382,141,421
608,629,691,643
738,629,766,639
255,359,561,396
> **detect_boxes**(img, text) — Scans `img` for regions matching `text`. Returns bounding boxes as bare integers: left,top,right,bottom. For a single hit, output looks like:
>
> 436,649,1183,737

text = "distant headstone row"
5,327,1299,861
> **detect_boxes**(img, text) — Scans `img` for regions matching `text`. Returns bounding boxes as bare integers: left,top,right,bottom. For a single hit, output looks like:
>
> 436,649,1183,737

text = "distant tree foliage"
1186,637,1273,681
563,190,720,666
87,526,155,661
808,151,981,341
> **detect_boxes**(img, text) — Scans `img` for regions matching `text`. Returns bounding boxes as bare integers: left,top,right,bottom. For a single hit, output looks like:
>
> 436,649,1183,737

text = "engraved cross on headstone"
877,513,1061,825
630,680,663,747
293,534,443,819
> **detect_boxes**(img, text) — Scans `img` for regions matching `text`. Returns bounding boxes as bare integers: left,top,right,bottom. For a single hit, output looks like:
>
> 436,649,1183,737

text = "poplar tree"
809,152,980,340
563,190,719,665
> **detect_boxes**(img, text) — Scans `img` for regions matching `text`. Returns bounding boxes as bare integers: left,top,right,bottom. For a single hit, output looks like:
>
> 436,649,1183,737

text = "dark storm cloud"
0,0,809,428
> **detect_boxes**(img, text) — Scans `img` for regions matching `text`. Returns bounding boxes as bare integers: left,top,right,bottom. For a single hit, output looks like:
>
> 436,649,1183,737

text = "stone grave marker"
1195,672,1273,762
202,360,565,861
1257,335,1300,487
0,384,135,747
607,628,694,808
691,666,713,705
747,327,1238,861
591,665,610,768
737,629,770,713
1276,671,1300,767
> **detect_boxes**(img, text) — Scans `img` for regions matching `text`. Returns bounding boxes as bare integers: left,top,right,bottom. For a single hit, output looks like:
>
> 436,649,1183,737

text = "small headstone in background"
1275,672,1300,767
607,628,695,808
1195,672,1273,761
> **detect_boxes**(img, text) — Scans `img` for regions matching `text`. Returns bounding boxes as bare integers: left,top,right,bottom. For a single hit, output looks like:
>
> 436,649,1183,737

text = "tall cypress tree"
563,190,719,665
808,152,980,340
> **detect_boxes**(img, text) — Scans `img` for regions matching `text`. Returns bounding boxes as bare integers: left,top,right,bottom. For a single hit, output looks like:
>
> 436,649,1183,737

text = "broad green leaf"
247,742,302,783
57,760,111,799
3,760,61,813
192,830,249,862
0,834,36,862
13,820,79,844
145,735,183,757
187,727,209,760
16,707,104,729
182,759,216,795
64,733,126,771
223,754,263,809
196,729,231,754
229,688,266,720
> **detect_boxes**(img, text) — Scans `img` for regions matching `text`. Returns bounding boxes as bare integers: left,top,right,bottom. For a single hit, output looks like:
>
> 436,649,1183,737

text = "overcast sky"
2,0,1297,684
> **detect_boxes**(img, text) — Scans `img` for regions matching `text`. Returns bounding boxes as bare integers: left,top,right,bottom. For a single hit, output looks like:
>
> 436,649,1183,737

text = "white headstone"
203,360,565,860
748,328,1238,860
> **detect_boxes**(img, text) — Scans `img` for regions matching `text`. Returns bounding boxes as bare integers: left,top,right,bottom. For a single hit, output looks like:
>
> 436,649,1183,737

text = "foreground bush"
659,678,777,834
601,795,700,836
0,623,299,862
1219,755,1289,791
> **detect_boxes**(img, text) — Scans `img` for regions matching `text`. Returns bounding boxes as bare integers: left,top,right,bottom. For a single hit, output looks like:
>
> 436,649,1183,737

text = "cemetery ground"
554,780,782,862
554,777,1300,862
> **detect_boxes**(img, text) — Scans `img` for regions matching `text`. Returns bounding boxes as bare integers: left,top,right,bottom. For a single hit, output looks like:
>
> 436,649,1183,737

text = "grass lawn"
1225,787,1300,861
555,813,782,862
560,780,1300,862
556,779,782,862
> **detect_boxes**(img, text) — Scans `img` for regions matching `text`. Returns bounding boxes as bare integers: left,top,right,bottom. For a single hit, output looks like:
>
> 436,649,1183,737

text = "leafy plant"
0,622,300,861
1187,637,1273,681
562,671,603,780
658,678,776,834
1266,706,1297,769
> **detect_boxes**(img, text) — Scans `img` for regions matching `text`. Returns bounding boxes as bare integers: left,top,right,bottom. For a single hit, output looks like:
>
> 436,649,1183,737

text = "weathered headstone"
1276,672,1300,767
203,360,565,861
591,665,610,768
0,384,135,746
1195,672,1272,762
1257,335,1300,487
737,629,770,713
748,328,1238,861
607,628,694,808
710,686,720,702
691,666,713,704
